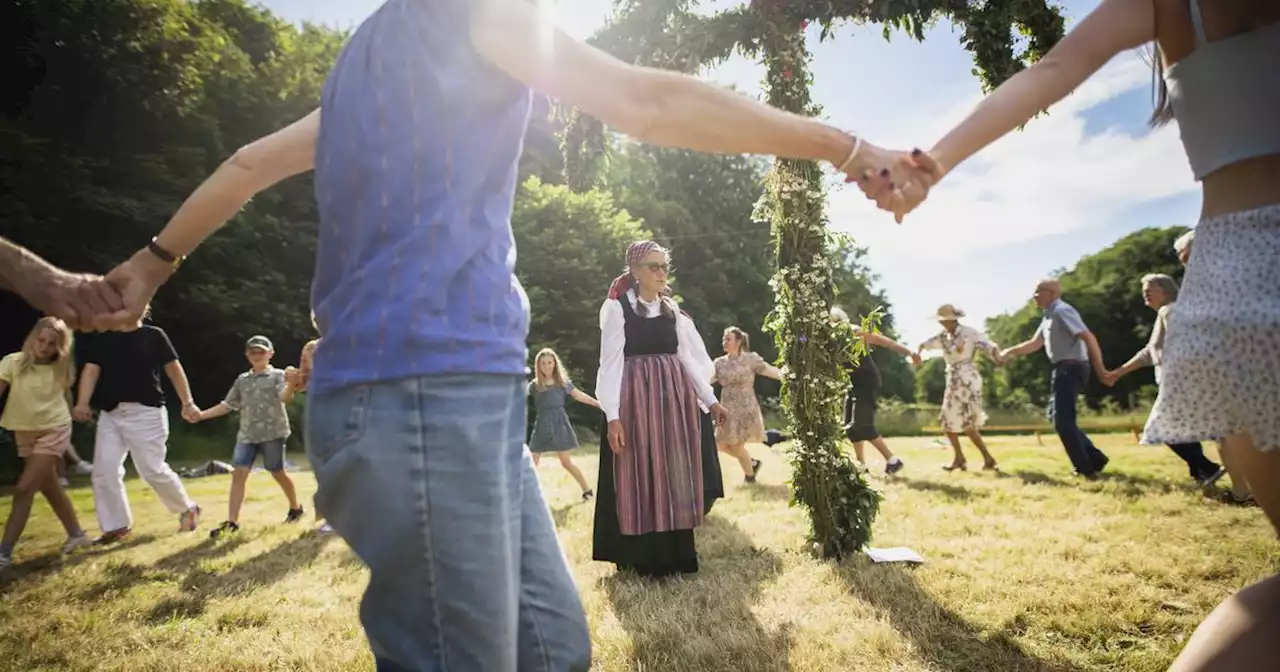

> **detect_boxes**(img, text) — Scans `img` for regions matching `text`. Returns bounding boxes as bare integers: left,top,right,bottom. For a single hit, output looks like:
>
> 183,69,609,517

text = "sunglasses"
638,262,671,274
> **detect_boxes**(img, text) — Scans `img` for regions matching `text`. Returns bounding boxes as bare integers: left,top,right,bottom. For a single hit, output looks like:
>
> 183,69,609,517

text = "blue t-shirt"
1037,299,1089,363
310,0,533,393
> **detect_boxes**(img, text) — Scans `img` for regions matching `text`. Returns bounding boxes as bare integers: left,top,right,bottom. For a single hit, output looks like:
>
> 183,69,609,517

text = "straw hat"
932,304,965,322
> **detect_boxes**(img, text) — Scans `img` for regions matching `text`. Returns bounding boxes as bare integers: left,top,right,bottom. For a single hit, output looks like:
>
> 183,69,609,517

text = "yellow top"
0,352,72,431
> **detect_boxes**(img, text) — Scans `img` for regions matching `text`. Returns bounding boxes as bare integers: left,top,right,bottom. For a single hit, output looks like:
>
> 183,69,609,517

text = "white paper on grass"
864,547,924,564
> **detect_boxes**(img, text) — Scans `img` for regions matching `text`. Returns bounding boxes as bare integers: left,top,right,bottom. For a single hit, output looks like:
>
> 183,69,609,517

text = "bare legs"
943,430,998,471
532,451,592,495
716,442,757,480
270,469,301,511
2,454,85,558
1218,440,1254,502
1170,432,1280,671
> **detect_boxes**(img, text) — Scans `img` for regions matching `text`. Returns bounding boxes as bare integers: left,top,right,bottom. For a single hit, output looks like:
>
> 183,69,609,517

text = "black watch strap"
147,237,183,267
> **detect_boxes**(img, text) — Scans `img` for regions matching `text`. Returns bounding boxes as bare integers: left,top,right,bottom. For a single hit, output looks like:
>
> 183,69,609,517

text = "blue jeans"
305,374,591,672
1049,361,1108,475
231,438,287,471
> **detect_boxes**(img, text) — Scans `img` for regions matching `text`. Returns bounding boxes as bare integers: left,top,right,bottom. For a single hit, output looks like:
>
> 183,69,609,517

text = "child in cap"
192,335,304,538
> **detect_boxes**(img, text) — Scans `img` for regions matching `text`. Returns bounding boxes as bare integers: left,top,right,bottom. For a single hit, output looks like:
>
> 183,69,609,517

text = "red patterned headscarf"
607,240,668,300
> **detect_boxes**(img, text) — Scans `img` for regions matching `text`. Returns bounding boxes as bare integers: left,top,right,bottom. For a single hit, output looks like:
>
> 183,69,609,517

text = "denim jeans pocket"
305,384,371,469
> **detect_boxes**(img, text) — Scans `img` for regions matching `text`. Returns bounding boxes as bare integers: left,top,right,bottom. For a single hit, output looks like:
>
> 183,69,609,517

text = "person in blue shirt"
1000,280,1111,479
87,0,926,668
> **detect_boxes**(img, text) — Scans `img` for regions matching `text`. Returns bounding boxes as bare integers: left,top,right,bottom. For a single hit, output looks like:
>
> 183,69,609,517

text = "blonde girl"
0,318,92,573
528,348,600,501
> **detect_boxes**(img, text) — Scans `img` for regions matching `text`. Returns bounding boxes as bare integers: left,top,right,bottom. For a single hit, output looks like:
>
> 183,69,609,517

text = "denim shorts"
232,438,287,472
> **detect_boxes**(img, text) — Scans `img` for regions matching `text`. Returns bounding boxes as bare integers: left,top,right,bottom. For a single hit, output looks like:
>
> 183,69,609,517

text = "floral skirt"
939,364,988,433
1143,205,1280,452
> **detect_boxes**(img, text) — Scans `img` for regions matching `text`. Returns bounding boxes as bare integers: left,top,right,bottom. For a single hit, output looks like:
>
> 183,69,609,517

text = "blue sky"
258,0,1200,348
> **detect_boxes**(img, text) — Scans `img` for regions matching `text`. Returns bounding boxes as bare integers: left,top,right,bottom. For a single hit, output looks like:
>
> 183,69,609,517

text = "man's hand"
1099,370,1119,387
181,402,202,423
607,420,626,454
72,404,92,423
24,267,125,332
101,249,175,331
909,352,923,368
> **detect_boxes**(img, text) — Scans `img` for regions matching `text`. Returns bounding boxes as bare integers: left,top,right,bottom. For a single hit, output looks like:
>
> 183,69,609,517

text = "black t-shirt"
843,354,881,395
83,325,180,411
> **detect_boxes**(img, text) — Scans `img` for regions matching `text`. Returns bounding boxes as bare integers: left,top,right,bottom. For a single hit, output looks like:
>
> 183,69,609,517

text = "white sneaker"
61,534,93,556
317,522,336,535
73,461,94,475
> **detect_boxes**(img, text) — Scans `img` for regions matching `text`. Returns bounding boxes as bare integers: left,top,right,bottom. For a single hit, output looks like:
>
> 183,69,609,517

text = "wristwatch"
147,237,185,269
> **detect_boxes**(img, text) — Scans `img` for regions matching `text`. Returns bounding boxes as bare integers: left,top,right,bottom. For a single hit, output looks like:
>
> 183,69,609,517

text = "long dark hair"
1147,44,1175,127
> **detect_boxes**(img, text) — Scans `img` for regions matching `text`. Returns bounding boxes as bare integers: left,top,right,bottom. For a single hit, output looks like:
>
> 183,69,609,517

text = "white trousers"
91,403,195,532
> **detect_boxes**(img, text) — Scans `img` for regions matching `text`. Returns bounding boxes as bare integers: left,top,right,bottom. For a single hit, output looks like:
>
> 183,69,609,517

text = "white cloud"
827,52,1195,260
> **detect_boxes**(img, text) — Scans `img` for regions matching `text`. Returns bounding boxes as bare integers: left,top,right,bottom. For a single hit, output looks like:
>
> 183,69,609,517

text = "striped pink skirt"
615,353,704,535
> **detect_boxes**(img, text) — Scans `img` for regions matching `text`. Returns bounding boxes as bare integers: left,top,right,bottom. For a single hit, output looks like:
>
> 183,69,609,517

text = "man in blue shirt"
1002,280,1111,479
88,0,927,668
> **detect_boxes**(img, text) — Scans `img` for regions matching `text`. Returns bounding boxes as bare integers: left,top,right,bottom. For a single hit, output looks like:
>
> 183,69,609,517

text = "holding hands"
838,141,947,224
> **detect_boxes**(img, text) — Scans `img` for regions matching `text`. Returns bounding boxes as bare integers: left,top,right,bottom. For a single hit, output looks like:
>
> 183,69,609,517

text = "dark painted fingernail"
911,148,922,156
879,168,889,177
888,181,895,189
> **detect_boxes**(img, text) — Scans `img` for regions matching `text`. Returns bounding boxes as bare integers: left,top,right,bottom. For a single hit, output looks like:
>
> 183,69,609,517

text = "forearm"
152,110,319,260
76,366,100,407
201,403,233,420
624,73,853,164
0,237,44,295
1082,334,1107,374
164,362,195,405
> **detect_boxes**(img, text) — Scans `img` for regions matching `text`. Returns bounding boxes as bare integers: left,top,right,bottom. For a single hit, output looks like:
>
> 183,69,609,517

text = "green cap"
245,335,274,352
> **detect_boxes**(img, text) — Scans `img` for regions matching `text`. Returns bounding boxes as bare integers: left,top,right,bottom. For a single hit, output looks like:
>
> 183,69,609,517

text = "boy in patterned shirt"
193,335,303,538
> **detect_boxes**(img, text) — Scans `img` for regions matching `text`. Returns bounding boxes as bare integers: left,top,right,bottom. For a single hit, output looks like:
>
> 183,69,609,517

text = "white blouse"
596,290,717,421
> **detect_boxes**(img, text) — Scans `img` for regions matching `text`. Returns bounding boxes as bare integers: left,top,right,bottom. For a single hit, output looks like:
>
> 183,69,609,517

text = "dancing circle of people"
0,0,1276,669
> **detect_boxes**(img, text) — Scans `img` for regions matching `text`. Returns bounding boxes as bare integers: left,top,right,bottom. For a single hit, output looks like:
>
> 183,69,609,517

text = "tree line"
1,1,1182,469
0,0,911,451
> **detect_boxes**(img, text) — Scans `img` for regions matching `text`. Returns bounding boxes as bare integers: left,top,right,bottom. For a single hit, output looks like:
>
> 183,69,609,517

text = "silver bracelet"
836,135,863,172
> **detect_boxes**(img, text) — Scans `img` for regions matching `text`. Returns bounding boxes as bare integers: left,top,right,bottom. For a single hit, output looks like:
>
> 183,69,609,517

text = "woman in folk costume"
593,241,728,578
916,305,1001,471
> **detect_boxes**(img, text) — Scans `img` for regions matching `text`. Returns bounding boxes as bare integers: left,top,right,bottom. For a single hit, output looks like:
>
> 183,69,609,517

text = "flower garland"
755,15,880,559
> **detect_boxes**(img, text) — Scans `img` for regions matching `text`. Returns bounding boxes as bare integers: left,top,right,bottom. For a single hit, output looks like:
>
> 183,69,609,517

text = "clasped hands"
837,140,946,224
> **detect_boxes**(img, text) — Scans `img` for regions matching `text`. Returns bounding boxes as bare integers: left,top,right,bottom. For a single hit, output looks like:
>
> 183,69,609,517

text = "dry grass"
1,435,1276,671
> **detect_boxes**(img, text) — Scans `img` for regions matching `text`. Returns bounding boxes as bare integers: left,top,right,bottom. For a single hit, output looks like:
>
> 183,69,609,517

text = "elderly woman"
916,305,1001,471
593,241,728,578
1106,274,1224,486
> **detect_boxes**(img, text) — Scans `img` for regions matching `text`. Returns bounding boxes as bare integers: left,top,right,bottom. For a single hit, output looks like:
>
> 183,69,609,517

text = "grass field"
0,434,1276,671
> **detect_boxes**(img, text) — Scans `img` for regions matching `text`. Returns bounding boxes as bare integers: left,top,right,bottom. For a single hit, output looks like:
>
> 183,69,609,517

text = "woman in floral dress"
711,327,783,483
916,305,1000,471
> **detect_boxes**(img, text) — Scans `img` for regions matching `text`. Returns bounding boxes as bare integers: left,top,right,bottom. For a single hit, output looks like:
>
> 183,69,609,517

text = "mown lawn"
0,434,1275,671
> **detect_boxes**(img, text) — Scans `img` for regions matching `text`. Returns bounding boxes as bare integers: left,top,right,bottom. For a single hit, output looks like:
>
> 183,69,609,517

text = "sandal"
982,461,999,471
942,462,967,472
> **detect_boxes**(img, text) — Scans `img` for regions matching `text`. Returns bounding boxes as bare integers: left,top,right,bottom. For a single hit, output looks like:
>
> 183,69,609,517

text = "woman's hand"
607,420,626,454
849,147,946,223
710,403,730,426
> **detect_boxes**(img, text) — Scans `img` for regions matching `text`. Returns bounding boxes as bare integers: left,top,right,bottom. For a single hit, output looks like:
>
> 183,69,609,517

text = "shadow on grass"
179,533,332,599
741,482,792,503
836,559,1081,672
601,516,794,672
0,533,158,595
895,476,975,501
1010,468,1186,498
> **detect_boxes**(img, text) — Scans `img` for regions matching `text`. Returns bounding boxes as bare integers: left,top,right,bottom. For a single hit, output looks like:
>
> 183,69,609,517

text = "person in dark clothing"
831,307,915,475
